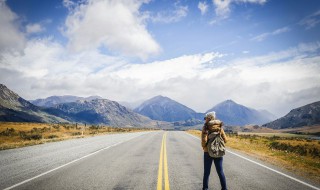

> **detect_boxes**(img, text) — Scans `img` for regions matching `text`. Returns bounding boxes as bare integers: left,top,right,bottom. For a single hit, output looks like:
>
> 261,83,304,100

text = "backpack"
206,127,226,158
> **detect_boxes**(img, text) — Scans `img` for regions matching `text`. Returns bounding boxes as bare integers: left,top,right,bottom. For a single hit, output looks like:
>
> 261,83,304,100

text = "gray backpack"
207,129,226,158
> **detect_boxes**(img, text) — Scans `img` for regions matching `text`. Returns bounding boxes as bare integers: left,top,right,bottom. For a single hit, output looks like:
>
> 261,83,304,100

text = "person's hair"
205,111,216,120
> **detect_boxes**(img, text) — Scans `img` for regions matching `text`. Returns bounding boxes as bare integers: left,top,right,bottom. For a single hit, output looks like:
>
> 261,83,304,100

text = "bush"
31,128,40,133
0,128,16,136
19,131,42,140
52,125,60,130
269,142,308,156
47,135,58,139
41,127,50,133
71,132,82,136
309,148,320,158
62,125,70,130
89,125,100,130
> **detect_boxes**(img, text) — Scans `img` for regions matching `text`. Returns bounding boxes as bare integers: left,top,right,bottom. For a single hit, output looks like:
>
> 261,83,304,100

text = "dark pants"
203,152,227,190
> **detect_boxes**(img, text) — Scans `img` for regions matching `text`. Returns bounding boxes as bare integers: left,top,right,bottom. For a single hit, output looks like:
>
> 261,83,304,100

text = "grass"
187,130,320,184
0,122,155,150
238,132,318,139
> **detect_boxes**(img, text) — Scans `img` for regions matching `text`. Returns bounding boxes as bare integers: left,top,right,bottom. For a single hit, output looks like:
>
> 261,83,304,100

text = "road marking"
4,132,148,190
185,132,320,190
157,132,170,190
157,133,164,190
164,133,170,190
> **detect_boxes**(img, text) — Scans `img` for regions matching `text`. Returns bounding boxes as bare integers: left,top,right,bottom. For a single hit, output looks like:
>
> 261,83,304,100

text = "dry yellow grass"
187,130,320,184
0,122,154,150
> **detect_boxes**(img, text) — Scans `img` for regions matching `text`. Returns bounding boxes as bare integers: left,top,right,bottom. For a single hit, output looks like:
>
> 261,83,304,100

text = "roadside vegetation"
187,130,320,184
0,122,154,150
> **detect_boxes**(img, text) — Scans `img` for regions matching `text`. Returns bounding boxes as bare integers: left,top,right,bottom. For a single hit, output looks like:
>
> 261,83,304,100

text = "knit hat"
204,111,216,120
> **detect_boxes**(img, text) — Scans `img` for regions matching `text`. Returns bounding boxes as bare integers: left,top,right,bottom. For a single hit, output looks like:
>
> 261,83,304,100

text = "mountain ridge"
0,84,172,128
0,84,68,123
207,100,275,126
30,95,103,107
262,101,320,129
134,95,203,122
44,99,163,128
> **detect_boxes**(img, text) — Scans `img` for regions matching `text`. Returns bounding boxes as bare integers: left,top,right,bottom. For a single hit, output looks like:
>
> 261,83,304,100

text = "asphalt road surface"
0,131,319,190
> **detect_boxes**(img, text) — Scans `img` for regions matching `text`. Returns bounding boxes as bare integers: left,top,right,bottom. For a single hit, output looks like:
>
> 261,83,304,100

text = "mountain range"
1,83,319,129
0,84,170,128
30,95,103,107
0,84,67,123
207,100,277,126
44,99,167,128
134,96,276,126
262,101,320,129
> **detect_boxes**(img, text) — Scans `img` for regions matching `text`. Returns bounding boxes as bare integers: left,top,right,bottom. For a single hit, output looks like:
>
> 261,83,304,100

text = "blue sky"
5,0,320,61
0,0,320,117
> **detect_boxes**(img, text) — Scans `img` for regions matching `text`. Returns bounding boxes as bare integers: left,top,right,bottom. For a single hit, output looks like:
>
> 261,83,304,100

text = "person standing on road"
201,111,228,190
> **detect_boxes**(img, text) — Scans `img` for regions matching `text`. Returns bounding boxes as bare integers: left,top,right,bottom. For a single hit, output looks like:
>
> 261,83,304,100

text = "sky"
0,0,320,117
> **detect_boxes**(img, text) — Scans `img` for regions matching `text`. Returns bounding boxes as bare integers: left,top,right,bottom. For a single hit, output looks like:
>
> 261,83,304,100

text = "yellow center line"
164,133,170,190
157,133,164,190
157,132,170,190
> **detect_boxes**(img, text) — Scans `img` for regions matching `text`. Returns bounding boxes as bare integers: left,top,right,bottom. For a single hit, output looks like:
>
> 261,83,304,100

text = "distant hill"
0,84,67,123
262,101,320,129
30,95,103,107
0,84,172,128
207,100,274,126
134,95,203,122
44,99,171,128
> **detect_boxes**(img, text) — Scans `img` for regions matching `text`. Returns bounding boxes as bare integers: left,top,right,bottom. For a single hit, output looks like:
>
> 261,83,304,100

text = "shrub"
269,142,308,156
52,125,60,130
71,132,82,136
41,127,50,133
63,125,70,130
31,128,40,133
19,131,42,140
309,148,320,158
89,125,100,130
47,135,58,139
0,128,16,136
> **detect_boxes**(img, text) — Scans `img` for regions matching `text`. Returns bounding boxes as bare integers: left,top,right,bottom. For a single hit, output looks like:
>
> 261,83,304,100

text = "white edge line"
4,132,149,190
184,132,320,190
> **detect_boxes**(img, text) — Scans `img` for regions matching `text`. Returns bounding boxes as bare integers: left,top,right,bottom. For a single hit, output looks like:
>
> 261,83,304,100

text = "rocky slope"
262,101,320,129
0,84,67,123
134,95,203,122
30,95,102,107
45,99,171,128
207,100,275,126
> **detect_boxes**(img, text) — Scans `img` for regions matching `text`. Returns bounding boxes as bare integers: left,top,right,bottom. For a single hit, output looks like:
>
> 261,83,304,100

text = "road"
0,131,319,190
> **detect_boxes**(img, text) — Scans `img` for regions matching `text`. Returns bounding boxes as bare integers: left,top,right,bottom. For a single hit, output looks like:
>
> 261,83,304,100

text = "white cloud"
1,38,319,117
149,3,188,23
0,1,25,52
213,0,231,18
198,1,209,15
251,26,290,42
63,0,160,60
299,10,320,30
212,0,266,19
26,23,45,34
63,0,76,10
111,52,223,85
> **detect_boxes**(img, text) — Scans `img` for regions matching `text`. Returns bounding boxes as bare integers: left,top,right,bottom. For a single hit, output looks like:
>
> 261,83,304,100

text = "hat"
204,111,216,120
